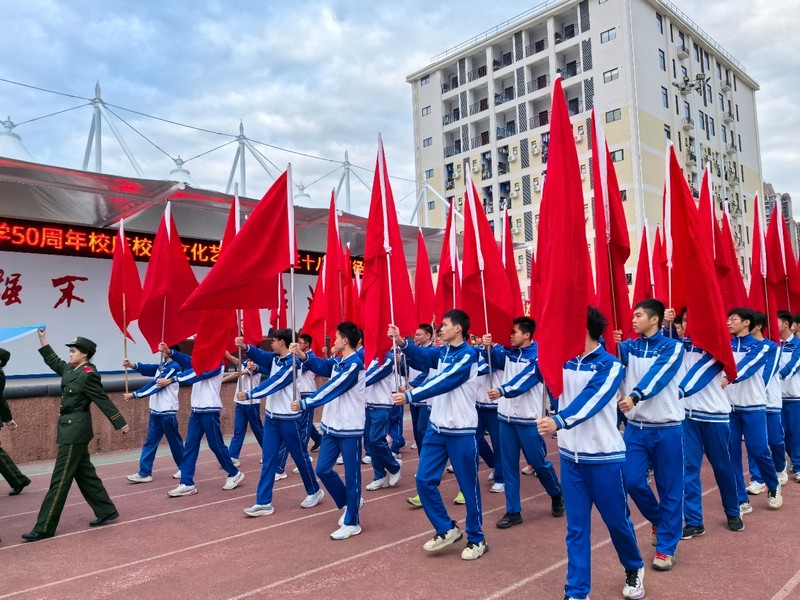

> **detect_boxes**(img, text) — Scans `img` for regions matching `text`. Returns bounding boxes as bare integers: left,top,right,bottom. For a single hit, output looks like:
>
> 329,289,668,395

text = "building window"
716,63,722,79
738,134,742,150
425,169,434,179
672,59,677,78
733,75,737,91
719,93,724,111
721,124,727,143
664,125,671,140
658,49,666,71
656,13,664,33
422,137,433,148
605,108,622,123
610,149,624,162
603,68,619,83
420,75,430,86
694,43,701,62
681,65,688,79
421,106,431,116
708,117,715,136
683,100,690,119
601,28,616,43
736,104,740,121
661,87,669,109
620,190,627,202
699,110,705,130
427,200,435,210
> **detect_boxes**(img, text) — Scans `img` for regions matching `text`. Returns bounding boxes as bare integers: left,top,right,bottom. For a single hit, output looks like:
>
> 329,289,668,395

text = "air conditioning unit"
511,227,520,234
531,147,540,155
533,183,542,193
457,198,463,207
509,154,517,161
580,173,586,180
472,164,481,173
510,191,519,199
574,134,583,143
454,170,462,178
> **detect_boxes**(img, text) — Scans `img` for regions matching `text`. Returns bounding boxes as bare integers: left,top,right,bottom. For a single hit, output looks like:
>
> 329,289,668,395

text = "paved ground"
2,420,800,600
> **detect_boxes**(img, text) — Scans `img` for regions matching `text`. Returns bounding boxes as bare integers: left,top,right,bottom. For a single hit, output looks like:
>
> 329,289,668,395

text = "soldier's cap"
66,336,97,356
0,347,10,367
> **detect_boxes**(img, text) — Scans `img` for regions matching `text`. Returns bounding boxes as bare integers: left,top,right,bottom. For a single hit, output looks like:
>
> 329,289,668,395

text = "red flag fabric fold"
535,76,590,397
662,145,690,312
269,274,288,331
415,229,436,326
502,210,524,319
434,200,462,322
632,226,654,307
527,245,538,320
301,259,327,356
715,210,748,312
324,192,345,338
108,218,143,342
652,227,667,303
748,196,778,339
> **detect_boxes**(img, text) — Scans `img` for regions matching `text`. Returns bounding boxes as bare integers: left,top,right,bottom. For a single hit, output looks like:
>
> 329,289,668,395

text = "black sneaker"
496,512,523,529
551,493,565,518
680,524,705,539
727,515,745,532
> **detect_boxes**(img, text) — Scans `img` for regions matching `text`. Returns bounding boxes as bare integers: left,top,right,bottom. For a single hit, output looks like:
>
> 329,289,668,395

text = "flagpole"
122,292,129,394
236,309,243,394
287,164,298,407
645,220,656,300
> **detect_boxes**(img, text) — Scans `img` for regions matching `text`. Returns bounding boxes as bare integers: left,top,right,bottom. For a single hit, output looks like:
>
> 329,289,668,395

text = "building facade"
764,182,798,255
407,0,762,294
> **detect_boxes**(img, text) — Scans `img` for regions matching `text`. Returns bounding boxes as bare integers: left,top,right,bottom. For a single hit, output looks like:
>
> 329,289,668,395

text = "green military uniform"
0,348,31,494
31,339,127,536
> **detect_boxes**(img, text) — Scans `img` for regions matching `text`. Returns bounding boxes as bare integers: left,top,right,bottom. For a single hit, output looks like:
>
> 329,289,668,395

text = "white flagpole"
465,174,492,378
664,142,674,312
160,202,171,351
595,117,619,337
119,218,129,393
645,219,656,300
287,165,299,404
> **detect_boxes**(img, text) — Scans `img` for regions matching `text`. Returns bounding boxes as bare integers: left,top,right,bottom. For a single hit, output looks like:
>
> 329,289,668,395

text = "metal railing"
467,65,488,82
495,91,515,105
444,143,462,158
527,74,550,93
468,98,489,115
529,113,550,129
525,38,549,57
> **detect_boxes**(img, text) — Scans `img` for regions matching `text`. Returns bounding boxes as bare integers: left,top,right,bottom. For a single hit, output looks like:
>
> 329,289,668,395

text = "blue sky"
1,0,798,219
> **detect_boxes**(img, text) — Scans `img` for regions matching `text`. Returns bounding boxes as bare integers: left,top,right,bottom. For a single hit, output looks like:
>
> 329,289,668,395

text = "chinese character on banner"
52,275,88,309
65,230,88,251
88,232,112,254
208,244,221,263
131,236,153,258
0,269,23,306
300,253,314,271
190,242,208,263
40,228,64,250
351,259,364,276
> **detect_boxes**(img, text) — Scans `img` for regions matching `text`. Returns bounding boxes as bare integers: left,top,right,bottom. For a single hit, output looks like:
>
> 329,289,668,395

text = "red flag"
108,218,143,341
462,180,513,337
632,226,655,306
651,227,667,302
361,137,417,365
269,274,288,330
669,158,737,379
697,165,717,266
749,196,777,338
715,209,748,312
138,204,200,352
241,309,263,345
342,245,362,327
662,144,690,312
781,217,800,313
182,170,295,310
528,245,538,320
324,191,345,337
434,199,462,322
765,206,789,310
501,210,524,318
415,229,436,326
352,258,364,328
301,259,326,355
535,76,590,397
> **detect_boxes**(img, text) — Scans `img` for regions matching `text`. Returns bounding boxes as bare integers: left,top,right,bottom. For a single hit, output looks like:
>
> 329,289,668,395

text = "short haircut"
587,306,608,341
728,307,756,331
443,309,470,337
513,316,536,337
794,313,800,326
337,322,362,349
298,333,313,345
778,310,793,326
752,311,768,331
417,324,434,337
674,316,683,325
634,299,665,327
272,328,294,347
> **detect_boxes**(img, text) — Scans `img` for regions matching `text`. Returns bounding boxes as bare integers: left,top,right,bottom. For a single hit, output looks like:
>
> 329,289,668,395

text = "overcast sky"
1,0,798,221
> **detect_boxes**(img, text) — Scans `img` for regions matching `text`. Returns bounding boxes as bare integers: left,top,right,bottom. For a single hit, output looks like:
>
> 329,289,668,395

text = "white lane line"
771,568,800,600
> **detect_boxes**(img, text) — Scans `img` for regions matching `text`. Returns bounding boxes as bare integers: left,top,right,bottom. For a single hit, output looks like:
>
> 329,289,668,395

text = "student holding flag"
778,311,800,482
364,351,404,490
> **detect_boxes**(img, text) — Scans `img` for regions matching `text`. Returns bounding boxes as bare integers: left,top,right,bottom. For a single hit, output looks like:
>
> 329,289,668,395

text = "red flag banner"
415,229,436,326
632,225,654,307
324,191,345,338
434,199,462,322
502,210,524,319
662,144,690,312
108,218,143,341
301,258,327,356
715,209,748,312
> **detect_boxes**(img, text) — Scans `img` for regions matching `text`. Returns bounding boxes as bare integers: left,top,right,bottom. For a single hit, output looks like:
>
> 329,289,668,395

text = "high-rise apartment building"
407,0,762,292
764,182,798,255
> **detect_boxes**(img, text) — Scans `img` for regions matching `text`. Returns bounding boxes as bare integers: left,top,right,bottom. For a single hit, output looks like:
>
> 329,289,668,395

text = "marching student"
240,328,323,517
615,299,684,572
0,348,31,497
297,333,322,452
288,322,365,540
388,309,488,561
475,339,505,494
222,350,263,468
166,346,244,497
482,317,564,530
674,308,744,538
724,307,783,513
407,324,434,508
122,345,185,483
363,351,404,491
745,312,788,492
537,307,645,600
779,312,800,482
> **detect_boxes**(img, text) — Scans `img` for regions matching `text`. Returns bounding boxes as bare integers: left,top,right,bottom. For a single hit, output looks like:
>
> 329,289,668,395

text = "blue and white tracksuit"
243,346,288,472
553,345,643,600
130,359,185,477
726,334,779,498
618,331,685,557
748,339,786,483
170,351,238,487
475,351,503,484
407,348,433,453
246,353,319,506
228,366,263,460
489,342,561,514
678,340,739,524
299,351,365,527
779,335,800,470
298,354,322,447
401,340,484,544
365,352,403,481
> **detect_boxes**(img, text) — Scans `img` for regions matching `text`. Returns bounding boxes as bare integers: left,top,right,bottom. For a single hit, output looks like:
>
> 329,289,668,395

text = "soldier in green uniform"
21,329,129,542
0,347,31,498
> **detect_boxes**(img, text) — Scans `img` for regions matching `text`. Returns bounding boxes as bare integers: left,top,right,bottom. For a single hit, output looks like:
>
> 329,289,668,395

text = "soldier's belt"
59,407,90,415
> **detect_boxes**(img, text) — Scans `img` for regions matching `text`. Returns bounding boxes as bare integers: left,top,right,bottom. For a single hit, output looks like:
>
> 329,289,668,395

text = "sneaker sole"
680,530,705,540
168,490,197,497
423,532,463,552
331,528,361,540
127,478,152,484
768,499,783,509
461,543,489,560
244,510,274,517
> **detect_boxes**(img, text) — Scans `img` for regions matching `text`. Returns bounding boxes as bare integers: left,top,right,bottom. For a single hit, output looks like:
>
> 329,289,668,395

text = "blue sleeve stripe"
562,362,622,428
680,353,722,397
408,353,472,403
639,342,682,397
306,362,359,408
365,358,393,386
501,364,541,397
251,363,294,399
736,345,768,380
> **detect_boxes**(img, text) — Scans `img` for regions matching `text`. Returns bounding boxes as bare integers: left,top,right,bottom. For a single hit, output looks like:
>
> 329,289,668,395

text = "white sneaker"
623,567,645,600
796,471,800,483
746,481,767,495
300,489,325,508
127,474,153,483
336,456,344,465
446,464,455,473
366,477,389,491
274,472,288,482
172,470,182,479
167,484,197,497
461,539,489,561
740,501,753,515
521,465,535,476
243,503,274,517
232,458,241,468
392,452,401,460
223,471,245,491
338,497,364,526
423,523,463,551
411,443,418,449
488,472,495,483
778,469,789,486
490,482,505,494
767,484,783,509
330,524,361,540
289,455,313,472
362,455,372,464
388,460,402,487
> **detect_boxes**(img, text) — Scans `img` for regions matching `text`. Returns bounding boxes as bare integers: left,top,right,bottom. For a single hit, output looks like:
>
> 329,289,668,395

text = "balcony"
441,77,459,94
442,112,460,126
726,142,737,155
495,90,515,106
444,142,462,158
525,38,548,57
724,110,735,123
676,44,689,59
497,162,509,175
492,53,513,71
496,125,516,139
527,74,550,94
529,112,550,129
468,98,489,116
729,200,742,216
567,98,584,116
471,135,490,150
721,79,732,92
560,62,582,81
481,168,493,180
467,65,488,82
445,179,455,190
681,117,695,130
554,24,577,44
686,152,697,166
